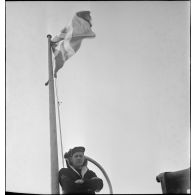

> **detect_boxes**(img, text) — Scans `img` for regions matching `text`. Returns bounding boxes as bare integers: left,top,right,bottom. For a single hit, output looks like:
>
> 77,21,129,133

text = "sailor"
59,146,103,194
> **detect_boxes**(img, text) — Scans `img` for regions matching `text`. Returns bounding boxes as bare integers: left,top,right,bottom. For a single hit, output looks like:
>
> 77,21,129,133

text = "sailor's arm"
83,171,103,192
59,168,83,192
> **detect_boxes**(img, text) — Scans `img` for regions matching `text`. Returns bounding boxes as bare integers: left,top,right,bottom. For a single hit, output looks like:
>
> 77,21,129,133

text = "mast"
47,34,60,194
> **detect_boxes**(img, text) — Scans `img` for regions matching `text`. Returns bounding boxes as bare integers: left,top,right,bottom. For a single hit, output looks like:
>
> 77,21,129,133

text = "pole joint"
47,34,52,39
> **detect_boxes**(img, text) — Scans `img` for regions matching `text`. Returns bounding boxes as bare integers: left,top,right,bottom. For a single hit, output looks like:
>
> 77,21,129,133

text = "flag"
51,11,96,78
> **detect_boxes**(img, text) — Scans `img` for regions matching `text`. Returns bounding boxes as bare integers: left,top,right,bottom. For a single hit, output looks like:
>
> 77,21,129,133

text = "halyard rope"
54,78,65,168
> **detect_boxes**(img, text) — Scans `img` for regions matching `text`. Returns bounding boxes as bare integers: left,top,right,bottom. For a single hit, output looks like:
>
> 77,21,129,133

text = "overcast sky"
6,1,190,194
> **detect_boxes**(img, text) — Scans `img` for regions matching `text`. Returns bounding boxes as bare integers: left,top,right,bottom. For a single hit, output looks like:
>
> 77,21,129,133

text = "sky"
5,1,190,194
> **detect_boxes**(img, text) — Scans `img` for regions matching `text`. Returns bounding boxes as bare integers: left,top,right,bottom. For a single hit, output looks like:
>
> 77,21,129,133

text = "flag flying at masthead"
51,11,96,78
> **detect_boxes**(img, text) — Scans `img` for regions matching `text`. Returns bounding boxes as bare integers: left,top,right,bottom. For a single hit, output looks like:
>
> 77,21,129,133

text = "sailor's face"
71,152,85,168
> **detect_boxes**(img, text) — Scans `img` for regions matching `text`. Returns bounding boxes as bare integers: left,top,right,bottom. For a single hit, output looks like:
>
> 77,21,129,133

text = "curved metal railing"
85,155,113,194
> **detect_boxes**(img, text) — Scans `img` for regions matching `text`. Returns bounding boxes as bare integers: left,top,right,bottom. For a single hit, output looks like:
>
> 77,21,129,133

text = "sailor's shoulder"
59,168,70,174
86,169,97,177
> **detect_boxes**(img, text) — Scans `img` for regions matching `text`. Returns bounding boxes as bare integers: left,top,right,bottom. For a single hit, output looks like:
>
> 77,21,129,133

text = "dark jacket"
59,166,103,194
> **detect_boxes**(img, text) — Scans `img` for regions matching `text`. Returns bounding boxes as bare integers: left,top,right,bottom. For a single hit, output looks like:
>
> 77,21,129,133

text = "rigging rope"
54,78,65,168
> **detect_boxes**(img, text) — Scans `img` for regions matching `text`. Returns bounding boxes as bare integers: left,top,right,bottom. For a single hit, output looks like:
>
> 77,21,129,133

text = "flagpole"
47,34,60,194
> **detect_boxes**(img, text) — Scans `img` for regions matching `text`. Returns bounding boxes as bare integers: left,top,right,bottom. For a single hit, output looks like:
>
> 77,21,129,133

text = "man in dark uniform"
59,146,103,194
